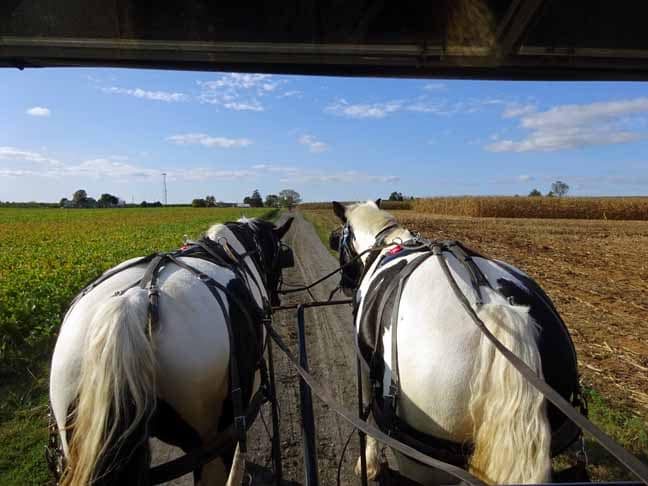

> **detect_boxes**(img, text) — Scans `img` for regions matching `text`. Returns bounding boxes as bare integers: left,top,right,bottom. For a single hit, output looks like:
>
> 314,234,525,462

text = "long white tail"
62,288,156,486
468,303,551,484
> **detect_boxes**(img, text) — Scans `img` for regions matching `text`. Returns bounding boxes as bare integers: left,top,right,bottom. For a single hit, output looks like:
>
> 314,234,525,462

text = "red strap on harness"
388,245,403,255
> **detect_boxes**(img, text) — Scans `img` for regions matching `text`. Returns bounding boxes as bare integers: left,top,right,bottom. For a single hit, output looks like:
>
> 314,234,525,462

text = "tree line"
528,181,570,197
192,189,301,208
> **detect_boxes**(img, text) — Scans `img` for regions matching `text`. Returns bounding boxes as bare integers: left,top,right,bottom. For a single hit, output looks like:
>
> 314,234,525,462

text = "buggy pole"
266,336,283,484
357,357,369,486
297,304,319,486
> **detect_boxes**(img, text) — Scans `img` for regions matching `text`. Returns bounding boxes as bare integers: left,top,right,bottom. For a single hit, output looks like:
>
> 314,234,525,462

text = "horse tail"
61,288,156,486
468,302,551,484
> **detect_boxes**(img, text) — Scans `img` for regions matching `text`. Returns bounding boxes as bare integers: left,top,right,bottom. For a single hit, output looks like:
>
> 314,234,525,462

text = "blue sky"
1,68,648,203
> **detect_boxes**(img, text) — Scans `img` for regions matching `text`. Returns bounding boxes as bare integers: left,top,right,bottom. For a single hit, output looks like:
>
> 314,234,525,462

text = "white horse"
49,217,293,486
330,201,581,485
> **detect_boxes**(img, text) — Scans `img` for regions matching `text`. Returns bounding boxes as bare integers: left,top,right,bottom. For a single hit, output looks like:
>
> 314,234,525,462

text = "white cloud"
167,133,253,148
298,134,328,153
487,130,645,153
197,73,292,111
502,103,536,118
488,97,648,152
278,90,302,99
423,82,447,91
223,100,263,112
518,175,534,182
247,164,398,184
102,87,187,102
0,146,60,165
325,97,503,119
325,99,403,119
26,106,51,117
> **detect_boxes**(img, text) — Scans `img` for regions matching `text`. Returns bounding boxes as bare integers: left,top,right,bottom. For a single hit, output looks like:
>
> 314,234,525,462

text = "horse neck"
355,225,411,261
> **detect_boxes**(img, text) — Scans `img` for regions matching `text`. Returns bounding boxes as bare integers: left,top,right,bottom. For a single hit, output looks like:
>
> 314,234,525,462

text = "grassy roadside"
0,207,279,485
301,208,648,481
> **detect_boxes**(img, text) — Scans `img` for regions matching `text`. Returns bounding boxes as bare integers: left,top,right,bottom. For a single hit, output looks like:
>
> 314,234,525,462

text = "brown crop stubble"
413,197,648,220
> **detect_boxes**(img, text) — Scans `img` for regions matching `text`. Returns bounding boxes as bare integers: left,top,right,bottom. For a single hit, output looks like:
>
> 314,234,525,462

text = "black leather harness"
47,222,292,484
355,238,586,468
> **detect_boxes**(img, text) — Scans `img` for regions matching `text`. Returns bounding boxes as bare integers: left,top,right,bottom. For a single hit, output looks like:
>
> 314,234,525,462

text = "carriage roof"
2,0,648,81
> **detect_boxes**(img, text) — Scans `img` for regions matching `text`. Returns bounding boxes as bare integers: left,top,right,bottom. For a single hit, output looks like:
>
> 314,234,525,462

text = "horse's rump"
356,245,583,457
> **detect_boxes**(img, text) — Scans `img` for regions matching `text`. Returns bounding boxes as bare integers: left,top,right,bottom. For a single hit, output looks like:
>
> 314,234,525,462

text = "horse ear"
274,217,294,240
332,201,346,222
374,198,382,208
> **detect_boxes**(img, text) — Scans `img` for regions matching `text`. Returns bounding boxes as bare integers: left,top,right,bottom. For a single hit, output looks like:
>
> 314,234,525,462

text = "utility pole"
162,173,168,205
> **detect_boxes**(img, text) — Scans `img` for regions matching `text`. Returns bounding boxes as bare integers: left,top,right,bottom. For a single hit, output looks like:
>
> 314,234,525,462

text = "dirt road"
152,212,361,485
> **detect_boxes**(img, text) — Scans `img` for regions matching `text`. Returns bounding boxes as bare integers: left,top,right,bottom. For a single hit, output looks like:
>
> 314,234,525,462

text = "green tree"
248,189,264,207
72,189,88,208
551,180,570,197
192,198,207,207
279,189,301,208
265,194,280,208
205,195,216,207
528,189,542,197
98,193,119,207
389,191,404,201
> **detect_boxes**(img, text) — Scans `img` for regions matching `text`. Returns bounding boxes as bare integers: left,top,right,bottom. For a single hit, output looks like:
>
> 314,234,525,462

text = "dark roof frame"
3,0,648,81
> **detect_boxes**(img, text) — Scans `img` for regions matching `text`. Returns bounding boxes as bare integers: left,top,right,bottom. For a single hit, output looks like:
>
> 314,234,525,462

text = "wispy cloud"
102,87,188,102
197,73,293,111
167,133,253,148
502,103,536,118
0,146,60,165
325,97,503,119
26,106,51,117
252,164,399,184
423,82,447,91
298,134,329,153
488,97,648,152
325,99,403,119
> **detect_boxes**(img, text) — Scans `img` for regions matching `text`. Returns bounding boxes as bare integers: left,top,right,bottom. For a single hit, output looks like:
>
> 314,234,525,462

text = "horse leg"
355,432,385,480
355,365,386,480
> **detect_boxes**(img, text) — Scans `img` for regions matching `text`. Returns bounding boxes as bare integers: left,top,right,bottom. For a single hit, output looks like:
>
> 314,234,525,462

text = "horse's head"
329,199,397,295
244,217,294,306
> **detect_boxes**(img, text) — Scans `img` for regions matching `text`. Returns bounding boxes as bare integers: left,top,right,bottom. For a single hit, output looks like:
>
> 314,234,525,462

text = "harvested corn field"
412,196,648,220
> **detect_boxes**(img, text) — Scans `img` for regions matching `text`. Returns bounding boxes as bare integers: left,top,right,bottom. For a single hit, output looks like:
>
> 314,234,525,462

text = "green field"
0,206,276,485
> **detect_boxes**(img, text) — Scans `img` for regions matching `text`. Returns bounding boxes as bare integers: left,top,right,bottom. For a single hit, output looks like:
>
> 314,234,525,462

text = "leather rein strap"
429,243,648,484
262,320,489,486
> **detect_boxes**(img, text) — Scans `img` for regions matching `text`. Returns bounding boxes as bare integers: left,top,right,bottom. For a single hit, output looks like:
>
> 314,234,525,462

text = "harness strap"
149,387,267,485
164,254,257,453
432,244,648,484
262,320,488,486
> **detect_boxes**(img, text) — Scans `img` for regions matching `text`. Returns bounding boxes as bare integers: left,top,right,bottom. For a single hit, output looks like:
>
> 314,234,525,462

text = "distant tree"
551,180,570,197
279,189,301,208
140,201,149,207
528,189,542,197
265,194,280,208
205,195,216,207
151,201,163,207
248,189,263,208
98,193,119,208
84,197,97,208
389,191,404,201
72,189,88,207
243,196,252,205
59,197,69,207
546,191,555,197
192,198,207,208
